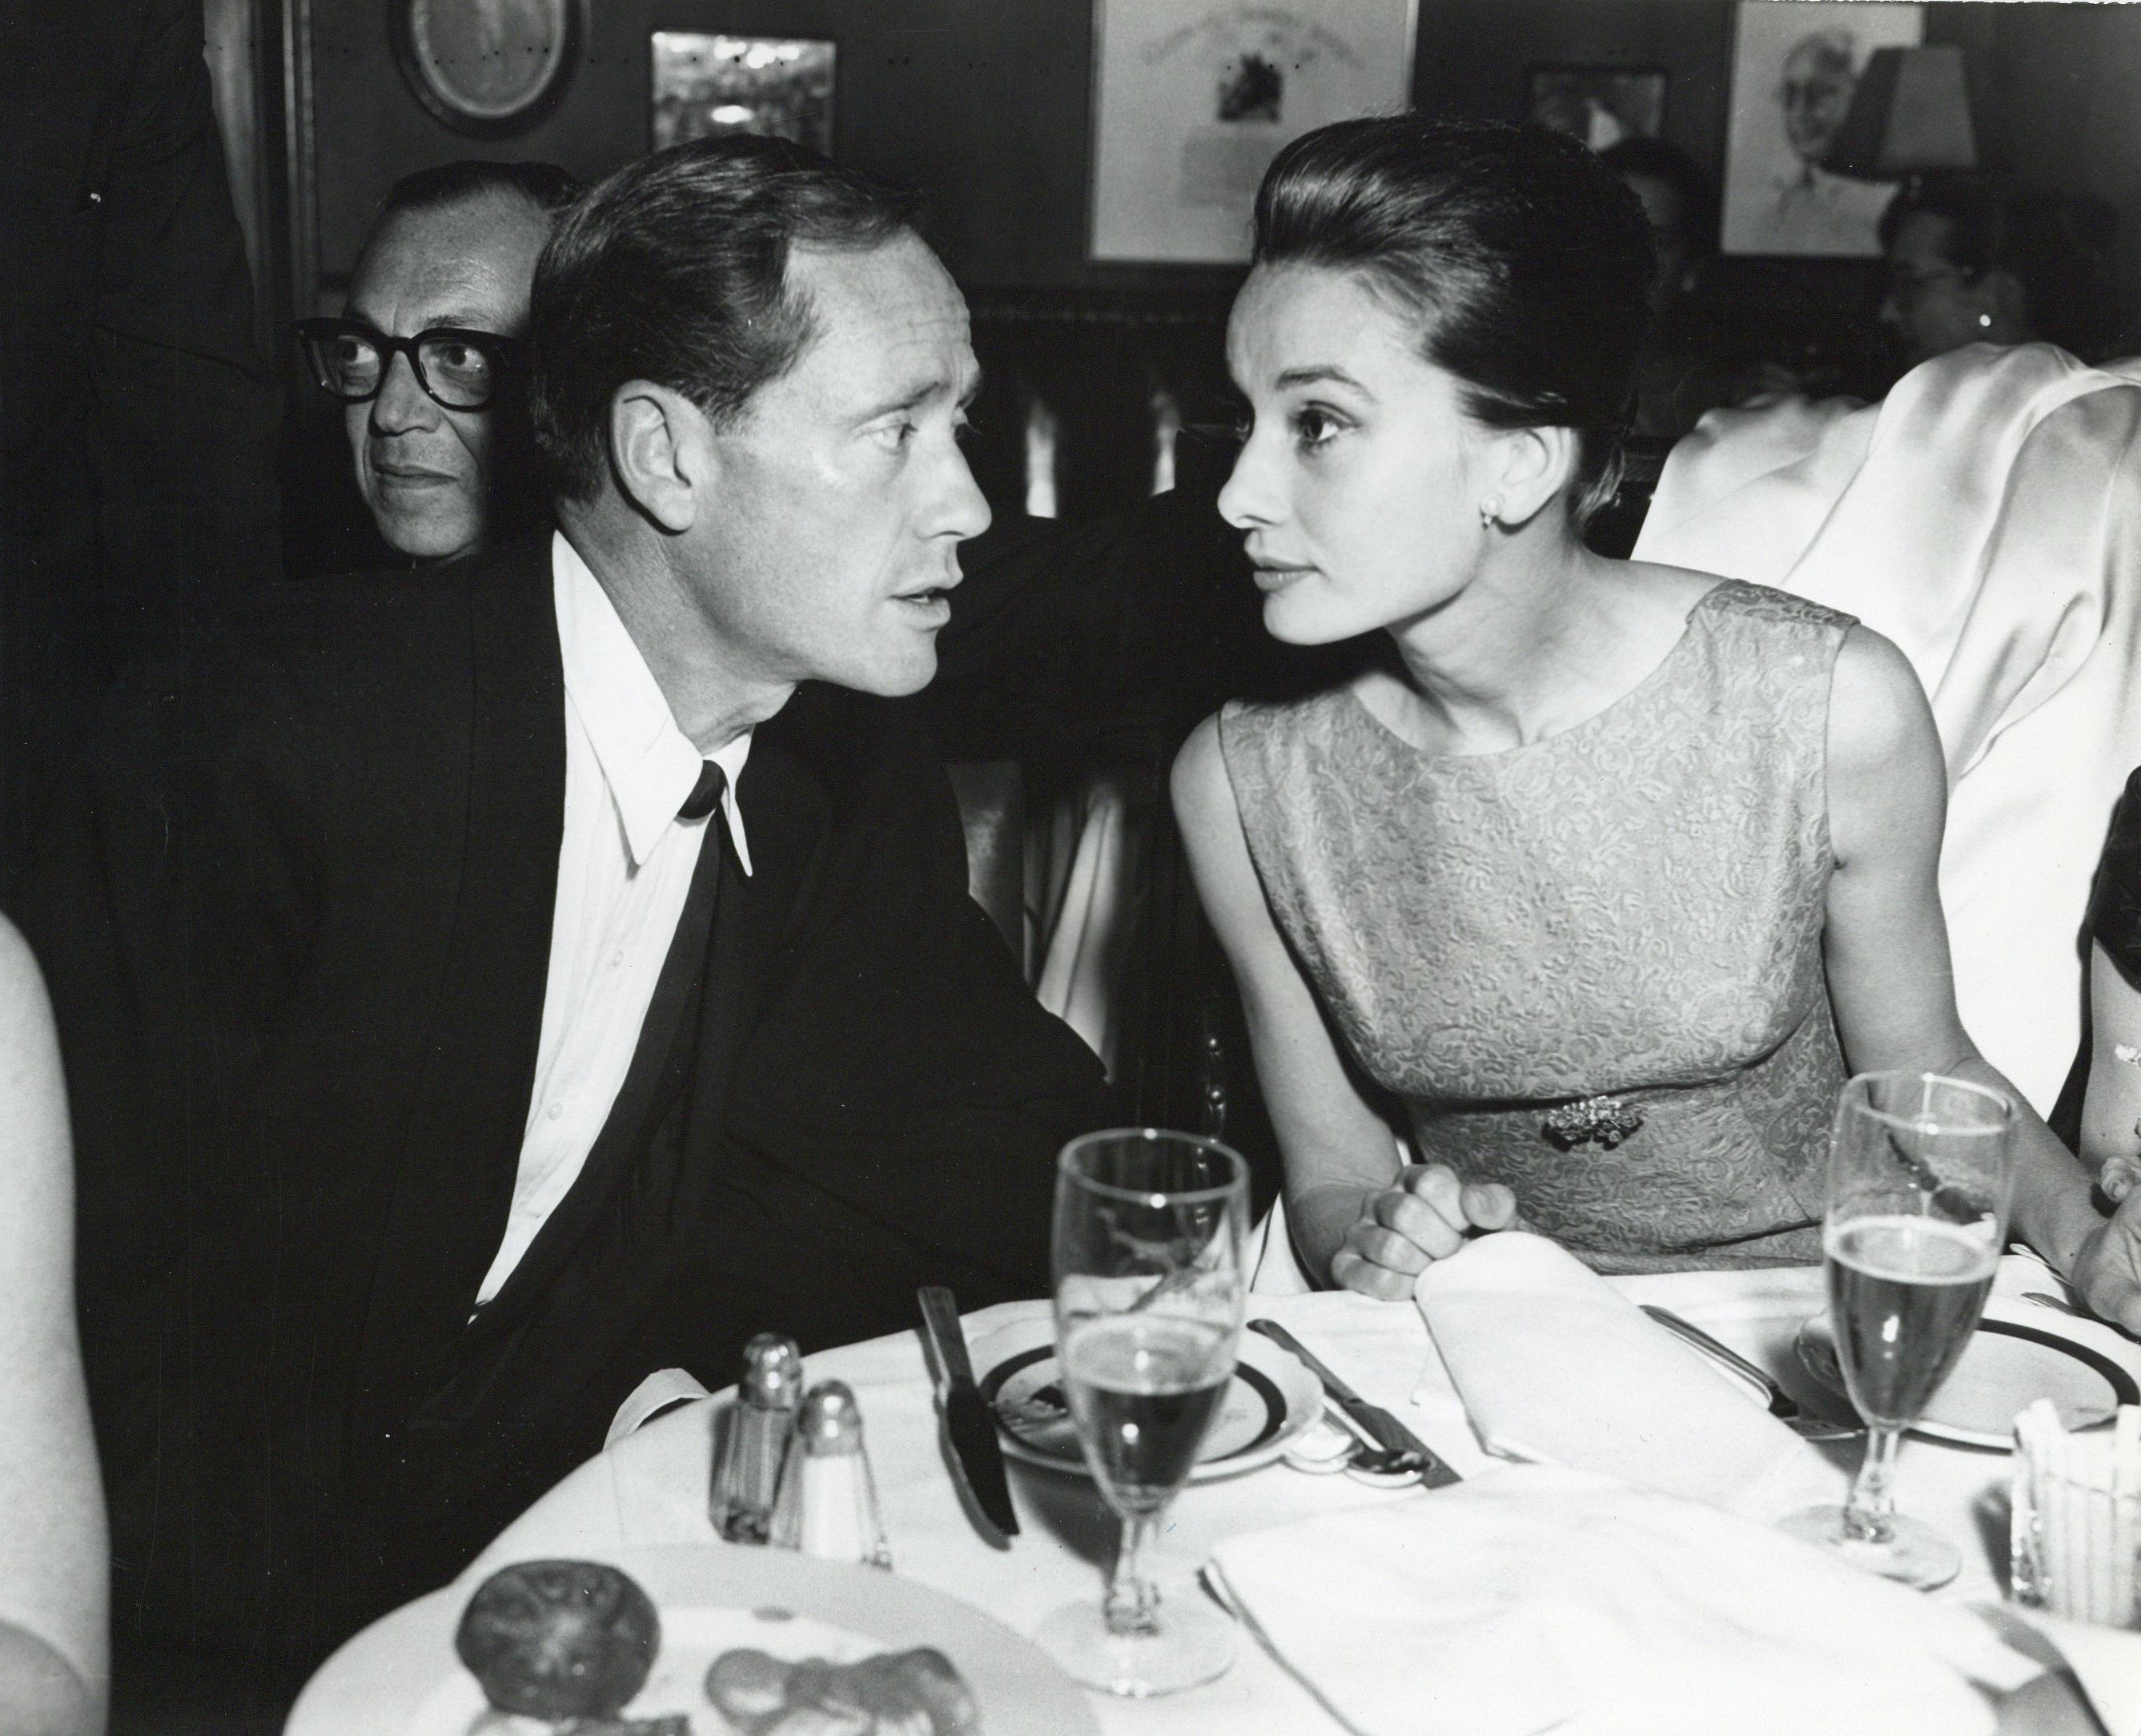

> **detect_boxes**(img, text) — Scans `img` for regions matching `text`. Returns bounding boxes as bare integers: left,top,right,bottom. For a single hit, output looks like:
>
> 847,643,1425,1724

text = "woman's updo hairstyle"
1251,116,1655,530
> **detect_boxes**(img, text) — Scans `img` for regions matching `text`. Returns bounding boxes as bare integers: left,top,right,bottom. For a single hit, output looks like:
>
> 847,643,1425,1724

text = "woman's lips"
1251,564,1313,593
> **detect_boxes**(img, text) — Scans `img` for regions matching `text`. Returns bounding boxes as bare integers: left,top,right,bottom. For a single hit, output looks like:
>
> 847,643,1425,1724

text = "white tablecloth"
291,1264,2124,1735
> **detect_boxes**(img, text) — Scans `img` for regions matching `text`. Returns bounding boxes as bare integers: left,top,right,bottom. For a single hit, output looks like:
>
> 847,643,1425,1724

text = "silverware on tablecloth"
917,1286,1020,1543
1248,1318,1462,1488
1639,1305,1861,1442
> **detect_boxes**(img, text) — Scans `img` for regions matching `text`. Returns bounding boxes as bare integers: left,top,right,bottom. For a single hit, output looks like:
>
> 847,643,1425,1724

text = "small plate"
1796,1296,2141,1449
286,1545,1099,1736
970,1315,1323,1482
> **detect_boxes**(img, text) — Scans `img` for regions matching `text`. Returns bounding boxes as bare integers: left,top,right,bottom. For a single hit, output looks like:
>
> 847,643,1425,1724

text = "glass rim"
1056,1127,1248,1203
1838,1068,2015,1135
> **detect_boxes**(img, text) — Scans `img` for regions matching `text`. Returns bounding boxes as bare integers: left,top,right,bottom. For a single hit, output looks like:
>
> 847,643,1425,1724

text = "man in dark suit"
23,134,1115,1730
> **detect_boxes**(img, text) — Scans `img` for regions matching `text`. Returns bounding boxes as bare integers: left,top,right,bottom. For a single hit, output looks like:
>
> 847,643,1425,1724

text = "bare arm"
1170,717,1512,1295
1820,629,2136,1325
2079,944,2141,1196
0,920,106,1736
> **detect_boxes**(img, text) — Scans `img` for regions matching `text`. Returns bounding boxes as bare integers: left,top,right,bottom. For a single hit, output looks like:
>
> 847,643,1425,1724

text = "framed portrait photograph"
388,0,584,139
1721,0,1922,257
1088,0,1418,264
1528,66,1667,152
650,34,836,155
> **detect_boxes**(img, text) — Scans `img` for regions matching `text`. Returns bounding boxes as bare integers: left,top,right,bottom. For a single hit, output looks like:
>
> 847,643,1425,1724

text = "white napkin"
1205,1465,2040,1736
1413,1233,1840,1521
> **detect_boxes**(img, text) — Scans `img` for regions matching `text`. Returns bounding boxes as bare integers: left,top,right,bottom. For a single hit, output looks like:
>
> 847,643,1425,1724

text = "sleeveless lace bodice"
1221,581,1856,1271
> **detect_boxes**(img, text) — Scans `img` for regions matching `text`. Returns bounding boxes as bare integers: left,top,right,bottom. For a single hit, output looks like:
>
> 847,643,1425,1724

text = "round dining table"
289,1261,2126,1735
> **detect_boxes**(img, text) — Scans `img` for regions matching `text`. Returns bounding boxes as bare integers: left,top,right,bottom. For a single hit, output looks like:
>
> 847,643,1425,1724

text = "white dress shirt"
472,532,753,1306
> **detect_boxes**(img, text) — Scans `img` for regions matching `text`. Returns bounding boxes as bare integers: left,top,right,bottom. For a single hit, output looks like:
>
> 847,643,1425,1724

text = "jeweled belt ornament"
1541,1095,1645,1151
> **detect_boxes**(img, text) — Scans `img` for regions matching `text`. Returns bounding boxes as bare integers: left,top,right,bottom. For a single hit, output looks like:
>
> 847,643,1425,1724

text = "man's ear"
609,381,712,534
1488,424,1580,528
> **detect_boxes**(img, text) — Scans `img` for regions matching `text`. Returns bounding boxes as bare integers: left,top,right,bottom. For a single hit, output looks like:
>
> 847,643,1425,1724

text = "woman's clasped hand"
1328,1164,1519,1300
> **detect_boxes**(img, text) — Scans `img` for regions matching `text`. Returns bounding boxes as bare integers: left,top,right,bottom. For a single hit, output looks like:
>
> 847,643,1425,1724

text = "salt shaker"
771,1380,892,1569
709,1332,802,1544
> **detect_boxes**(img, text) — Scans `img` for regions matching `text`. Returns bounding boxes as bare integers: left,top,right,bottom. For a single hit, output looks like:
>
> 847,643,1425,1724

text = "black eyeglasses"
293,317,524,411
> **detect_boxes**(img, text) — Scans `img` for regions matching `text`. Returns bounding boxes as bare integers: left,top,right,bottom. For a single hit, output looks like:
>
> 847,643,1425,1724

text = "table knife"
1248,1318,1462,1489
917,1286,1020,1541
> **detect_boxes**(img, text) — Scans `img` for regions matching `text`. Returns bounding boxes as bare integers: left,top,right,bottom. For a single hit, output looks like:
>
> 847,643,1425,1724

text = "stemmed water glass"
1780,1071,2015,1589
1034,1127,1250,1697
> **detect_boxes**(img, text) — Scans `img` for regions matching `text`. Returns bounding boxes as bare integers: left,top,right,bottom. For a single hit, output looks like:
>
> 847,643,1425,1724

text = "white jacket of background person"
1635,343,2141,1115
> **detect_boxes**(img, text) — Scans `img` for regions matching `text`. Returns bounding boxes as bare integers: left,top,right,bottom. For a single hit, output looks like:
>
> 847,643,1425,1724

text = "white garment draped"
1634,343,2141,1112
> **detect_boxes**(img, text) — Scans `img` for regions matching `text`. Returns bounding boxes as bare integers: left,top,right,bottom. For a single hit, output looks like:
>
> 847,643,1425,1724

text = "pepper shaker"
771,1380,892,1569
709,1332,802,1544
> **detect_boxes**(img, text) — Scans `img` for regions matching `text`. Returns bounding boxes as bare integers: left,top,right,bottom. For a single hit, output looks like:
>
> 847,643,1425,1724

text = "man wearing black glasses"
296,160,579,566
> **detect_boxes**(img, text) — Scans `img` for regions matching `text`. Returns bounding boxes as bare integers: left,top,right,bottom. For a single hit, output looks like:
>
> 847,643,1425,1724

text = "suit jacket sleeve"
725,697,1118,1302
928,487,1257,765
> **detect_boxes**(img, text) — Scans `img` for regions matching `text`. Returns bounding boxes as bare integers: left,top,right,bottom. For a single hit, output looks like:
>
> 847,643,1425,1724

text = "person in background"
295,159,582,569
1171,117,2141,1324
1878,171,2120,368
0,917,106,1736
1598,135,1741,443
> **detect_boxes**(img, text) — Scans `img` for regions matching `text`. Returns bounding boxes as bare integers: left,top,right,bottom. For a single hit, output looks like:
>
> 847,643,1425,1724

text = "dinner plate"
284,1544,1099,1736
970,1313,1324,1482
1795,1292,2141,1449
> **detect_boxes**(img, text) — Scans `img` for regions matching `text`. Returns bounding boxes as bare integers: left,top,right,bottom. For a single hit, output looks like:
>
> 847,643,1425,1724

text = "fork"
1640,1305,1862,1442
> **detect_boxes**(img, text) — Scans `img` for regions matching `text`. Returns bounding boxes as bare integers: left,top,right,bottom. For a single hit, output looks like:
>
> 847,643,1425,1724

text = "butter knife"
917,1287,1019,1541
1248,1318,1461,1489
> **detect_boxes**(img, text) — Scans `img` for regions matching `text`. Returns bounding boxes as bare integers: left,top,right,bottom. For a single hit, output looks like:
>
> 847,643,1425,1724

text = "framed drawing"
389,0,584,139
650,34,837,154
1721,1,1922,257
1528,66,1666,152
1089,0,1418,265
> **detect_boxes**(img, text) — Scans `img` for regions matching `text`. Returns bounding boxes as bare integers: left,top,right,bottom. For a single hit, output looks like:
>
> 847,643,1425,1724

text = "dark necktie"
679,759,727,823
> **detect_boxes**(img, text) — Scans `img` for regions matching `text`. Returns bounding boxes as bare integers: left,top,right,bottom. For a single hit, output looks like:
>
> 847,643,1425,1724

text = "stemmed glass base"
1778,1504,1960,1590
1034,1591,1236,1697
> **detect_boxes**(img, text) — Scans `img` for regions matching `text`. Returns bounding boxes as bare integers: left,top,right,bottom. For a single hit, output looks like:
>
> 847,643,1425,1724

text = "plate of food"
1796,1289,2141,1449
286,1546,1099,1735
970,1312,1323,1482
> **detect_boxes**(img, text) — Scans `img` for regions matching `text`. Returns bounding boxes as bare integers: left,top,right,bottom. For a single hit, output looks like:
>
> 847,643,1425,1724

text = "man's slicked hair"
529,133,920,503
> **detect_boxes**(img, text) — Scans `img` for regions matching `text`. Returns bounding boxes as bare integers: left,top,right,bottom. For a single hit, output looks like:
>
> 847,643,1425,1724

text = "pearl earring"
1978,313,1993,328
1480,495,1504,527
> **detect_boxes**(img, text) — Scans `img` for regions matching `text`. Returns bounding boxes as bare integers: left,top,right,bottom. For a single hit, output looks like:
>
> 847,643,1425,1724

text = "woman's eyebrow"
1274,364,1375,398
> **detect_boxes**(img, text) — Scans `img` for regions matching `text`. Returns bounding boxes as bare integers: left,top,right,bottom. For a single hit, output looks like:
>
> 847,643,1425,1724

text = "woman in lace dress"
1172,117,2141,1324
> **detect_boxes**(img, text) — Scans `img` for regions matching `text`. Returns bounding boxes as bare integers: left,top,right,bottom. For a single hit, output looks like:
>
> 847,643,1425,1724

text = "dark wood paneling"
294,1,2141,349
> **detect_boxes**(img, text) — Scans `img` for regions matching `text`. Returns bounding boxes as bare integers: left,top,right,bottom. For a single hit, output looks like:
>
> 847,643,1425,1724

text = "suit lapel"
449,693,838,1376
350,536,564,1453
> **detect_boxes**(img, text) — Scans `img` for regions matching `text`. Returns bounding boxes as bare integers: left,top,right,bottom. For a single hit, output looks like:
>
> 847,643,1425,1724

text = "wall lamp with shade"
1822,43,1978,183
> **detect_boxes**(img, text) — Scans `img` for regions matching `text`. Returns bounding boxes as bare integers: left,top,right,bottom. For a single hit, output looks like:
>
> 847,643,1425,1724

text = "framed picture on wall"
650,34,836,154
1721,0,1922,257
388,0,584,139
1089,0,1418,264
1528,66,1666,152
